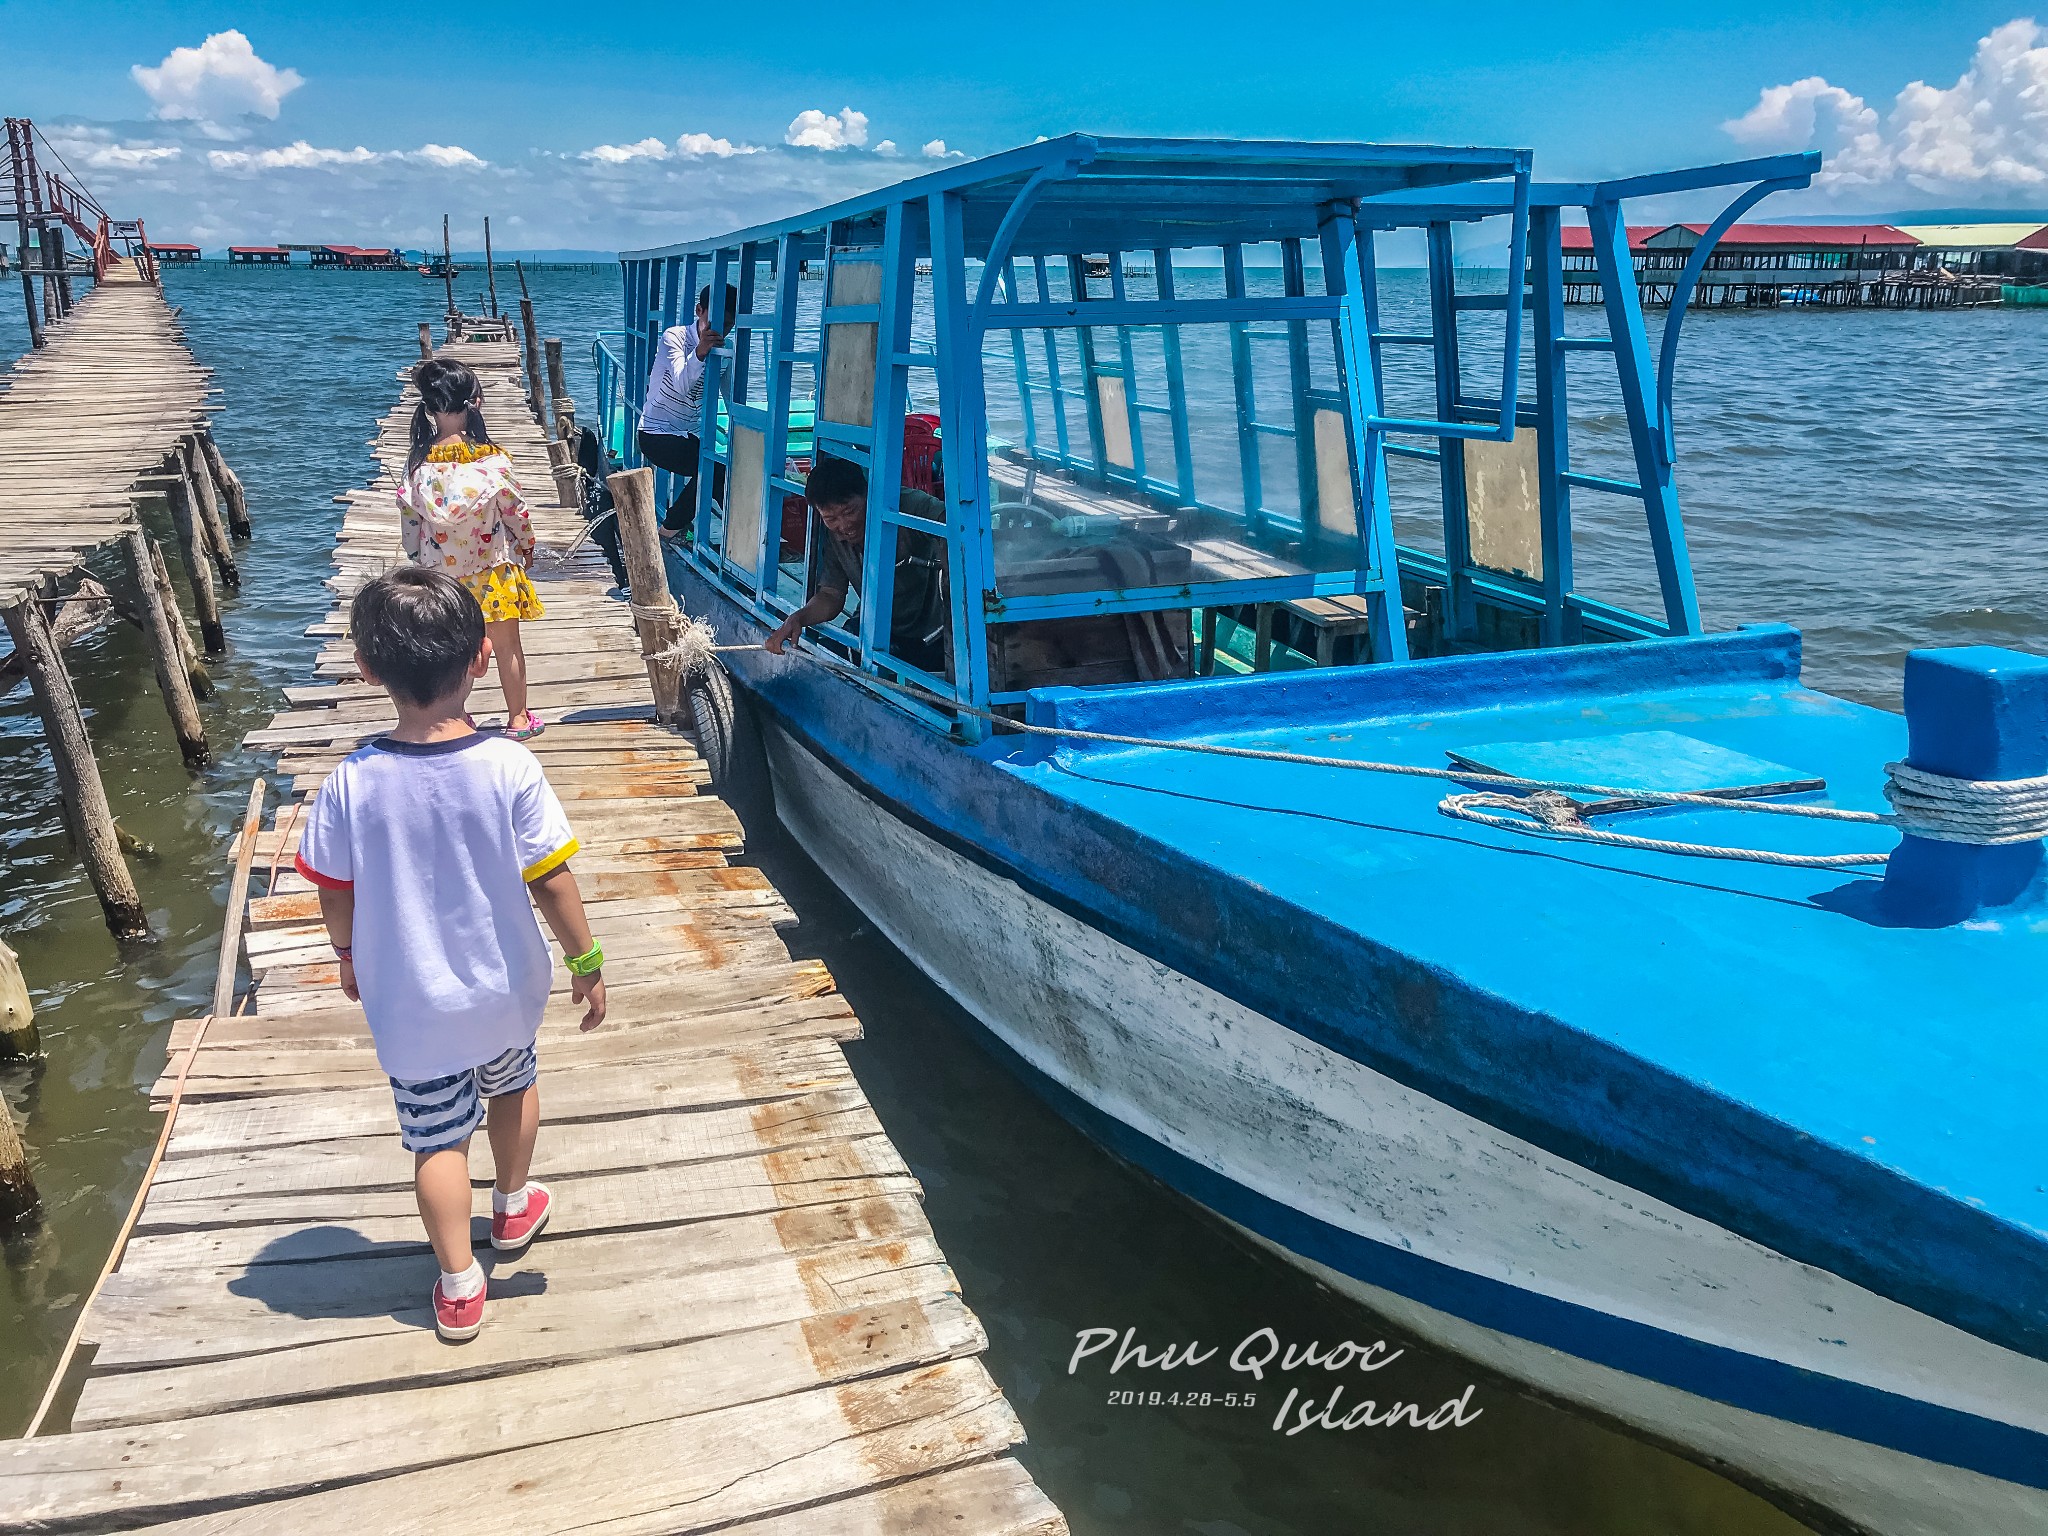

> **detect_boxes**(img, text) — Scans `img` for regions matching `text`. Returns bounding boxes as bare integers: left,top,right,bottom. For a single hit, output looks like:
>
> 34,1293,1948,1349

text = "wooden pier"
0,257,250,939
0,336,1063,1534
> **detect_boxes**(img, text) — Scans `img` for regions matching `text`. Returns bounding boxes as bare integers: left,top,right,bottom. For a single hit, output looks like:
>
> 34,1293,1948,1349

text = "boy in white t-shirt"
297,567,608,1342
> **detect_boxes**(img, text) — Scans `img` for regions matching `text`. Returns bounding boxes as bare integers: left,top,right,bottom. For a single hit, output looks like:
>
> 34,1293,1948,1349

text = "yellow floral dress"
397,440,546,620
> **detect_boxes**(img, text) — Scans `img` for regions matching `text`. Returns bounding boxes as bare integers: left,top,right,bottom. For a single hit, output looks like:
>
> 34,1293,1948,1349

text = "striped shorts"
388,1043,538,1154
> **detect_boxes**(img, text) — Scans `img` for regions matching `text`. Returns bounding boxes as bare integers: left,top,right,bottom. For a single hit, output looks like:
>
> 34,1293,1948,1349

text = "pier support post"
163,459,227,655
546,439,579,508
1880,647,2048,927
0,1085,35,1227
0,936,37,1059
0,593,149,940
197,429,252,539
181,438,240,588
50,225,70,313
38,228,59,328
607,468,685,725
418,321,434,361
520,298,545,426
148,540,210,698
545,336,577,441
123,531,209,768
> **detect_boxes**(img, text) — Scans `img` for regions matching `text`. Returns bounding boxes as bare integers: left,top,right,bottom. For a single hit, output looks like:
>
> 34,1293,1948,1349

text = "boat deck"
0,340,1063,1534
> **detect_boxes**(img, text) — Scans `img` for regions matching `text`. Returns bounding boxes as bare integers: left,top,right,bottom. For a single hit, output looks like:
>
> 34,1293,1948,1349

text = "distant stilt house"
310,244,405,271
143,242,200,264
1561,222,2000,308
1893,223,2048,281
228,246,291,266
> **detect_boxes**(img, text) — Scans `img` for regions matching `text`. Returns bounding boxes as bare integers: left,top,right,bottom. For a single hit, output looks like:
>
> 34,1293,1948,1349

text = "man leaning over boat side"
765,455,949,676
639,283,737,538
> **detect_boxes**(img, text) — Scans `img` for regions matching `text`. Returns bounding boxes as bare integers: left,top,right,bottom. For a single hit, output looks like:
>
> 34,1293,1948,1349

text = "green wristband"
564,943,604,976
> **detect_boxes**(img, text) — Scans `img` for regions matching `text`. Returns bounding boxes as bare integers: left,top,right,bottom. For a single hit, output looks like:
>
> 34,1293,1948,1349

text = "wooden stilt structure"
0,258,246,928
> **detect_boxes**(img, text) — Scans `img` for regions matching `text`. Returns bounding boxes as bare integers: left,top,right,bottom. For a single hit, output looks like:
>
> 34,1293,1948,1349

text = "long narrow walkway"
0,338,1064,1533
0,261,214,605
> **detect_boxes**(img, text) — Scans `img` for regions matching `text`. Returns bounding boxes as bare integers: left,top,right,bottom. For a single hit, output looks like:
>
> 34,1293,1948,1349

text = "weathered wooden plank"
110,1359,1021,1536
9,1295,986,1528
718,1461,1067,1536
92,1227,952,1373
150,1036,855,1152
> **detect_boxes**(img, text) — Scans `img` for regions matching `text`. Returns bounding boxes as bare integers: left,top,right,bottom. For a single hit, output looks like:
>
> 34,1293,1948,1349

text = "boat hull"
757,715,2048,1536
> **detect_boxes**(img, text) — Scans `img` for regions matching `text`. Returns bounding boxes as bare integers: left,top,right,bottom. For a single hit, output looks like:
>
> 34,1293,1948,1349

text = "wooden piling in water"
0,1087,35,1226
180,438,239,589
147,539,209,698
0,594,148,940
197,429,251,540
123,530,209,768
0,935,37,1059
515,261,545,427
38,228,59,329
162,456,226,655
608,467,685,725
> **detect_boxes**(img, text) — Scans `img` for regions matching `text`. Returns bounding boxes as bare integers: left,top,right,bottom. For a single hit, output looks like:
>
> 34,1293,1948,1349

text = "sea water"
2,261,2038,1534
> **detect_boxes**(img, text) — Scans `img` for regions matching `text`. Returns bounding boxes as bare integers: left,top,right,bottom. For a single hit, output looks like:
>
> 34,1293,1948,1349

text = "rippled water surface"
1,262,2036,1533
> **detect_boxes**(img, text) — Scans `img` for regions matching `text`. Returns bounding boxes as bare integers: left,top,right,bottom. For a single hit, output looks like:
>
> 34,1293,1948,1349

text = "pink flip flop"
507,710,545,741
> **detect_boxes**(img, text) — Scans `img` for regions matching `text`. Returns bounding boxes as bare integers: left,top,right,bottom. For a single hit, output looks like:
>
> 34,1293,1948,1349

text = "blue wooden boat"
603,137,2048,1534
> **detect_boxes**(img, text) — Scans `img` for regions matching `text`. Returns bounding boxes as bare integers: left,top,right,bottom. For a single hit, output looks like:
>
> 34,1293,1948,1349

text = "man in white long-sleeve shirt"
638,283,737,536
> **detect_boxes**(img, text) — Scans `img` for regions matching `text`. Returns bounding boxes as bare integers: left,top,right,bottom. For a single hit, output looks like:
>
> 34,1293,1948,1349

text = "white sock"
493,1182,530,1217
440,1259,484,1300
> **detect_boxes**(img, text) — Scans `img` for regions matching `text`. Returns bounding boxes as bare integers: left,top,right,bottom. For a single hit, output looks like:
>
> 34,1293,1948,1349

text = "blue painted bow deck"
970,624,2048,1361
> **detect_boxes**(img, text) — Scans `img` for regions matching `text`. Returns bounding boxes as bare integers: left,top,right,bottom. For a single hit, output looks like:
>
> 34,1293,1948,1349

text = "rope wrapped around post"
1881,762,2048,845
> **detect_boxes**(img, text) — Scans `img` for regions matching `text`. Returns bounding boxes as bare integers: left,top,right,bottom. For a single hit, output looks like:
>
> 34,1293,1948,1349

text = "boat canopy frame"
601,134,1816,738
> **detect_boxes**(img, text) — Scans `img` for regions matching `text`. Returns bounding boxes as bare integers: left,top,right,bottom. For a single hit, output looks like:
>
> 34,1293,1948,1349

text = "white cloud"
584,137,669,164
205,140,485,173
81,143,184,171
50,120,905,250
132,31,303,123
921,138,961,159
675,133,758,158
208,141,375,171
785,107,868,150
414,143,485,169
1728,18,2048,195
874,139,899,157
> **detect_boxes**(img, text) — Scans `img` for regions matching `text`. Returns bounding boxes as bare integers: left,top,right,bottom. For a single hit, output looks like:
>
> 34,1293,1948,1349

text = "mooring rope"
1882,760,2048,845
659,618,2048,868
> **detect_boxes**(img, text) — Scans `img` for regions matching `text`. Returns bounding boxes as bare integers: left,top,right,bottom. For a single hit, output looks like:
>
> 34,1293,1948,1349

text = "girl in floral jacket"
399,358,546,739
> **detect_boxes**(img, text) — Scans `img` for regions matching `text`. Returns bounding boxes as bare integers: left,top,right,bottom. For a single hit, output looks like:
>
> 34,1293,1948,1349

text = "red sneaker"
433,1277,485,1342
491,1182,552,1253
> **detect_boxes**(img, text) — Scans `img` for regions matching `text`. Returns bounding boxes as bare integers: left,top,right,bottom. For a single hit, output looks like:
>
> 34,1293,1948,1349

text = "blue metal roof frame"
619,133,1531,261
1358,151,1821,224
